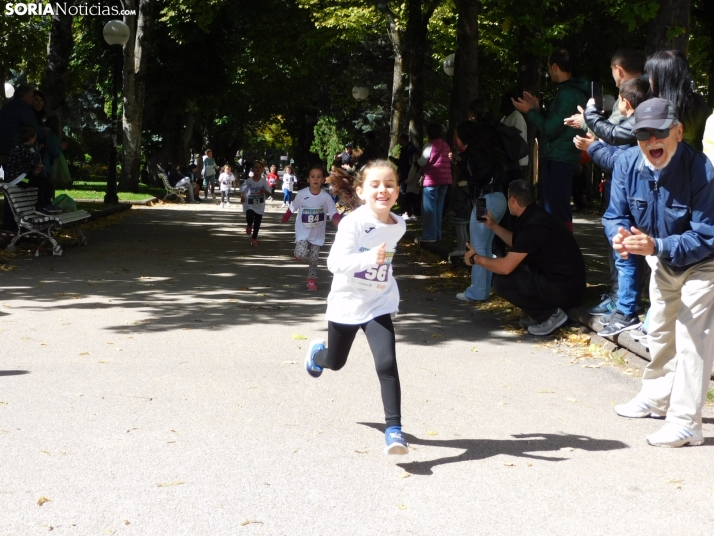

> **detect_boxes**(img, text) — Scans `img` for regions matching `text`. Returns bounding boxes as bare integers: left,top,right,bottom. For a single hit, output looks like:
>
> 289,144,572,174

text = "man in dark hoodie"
513,49,589,231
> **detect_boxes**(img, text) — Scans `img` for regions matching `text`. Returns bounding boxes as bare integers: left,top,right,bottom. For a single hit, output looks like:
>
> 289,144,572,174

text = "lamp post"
443,53,455,77
351,85,370,101
4,82,14,99
102,20,130,204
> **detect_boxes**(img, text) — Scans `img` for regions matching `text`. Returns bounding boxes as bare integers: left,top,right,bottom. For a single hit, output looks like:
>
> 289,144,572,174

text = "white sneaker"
527,308,568,336
614,397,666,418
220,202,224,208
226,202,231,207
646,422,704,447
455,292,471,301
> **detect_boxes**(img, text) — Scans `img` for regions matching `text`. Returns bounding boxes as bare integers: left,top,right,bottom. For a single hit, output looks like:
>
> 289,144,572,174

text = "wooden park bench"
2,185,90,256
159,172,187,203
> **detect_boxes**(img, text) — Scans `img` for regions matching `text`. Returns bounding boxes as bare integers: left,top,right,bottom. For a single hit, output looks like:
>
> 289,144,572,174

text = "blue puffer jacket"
603,143,714,269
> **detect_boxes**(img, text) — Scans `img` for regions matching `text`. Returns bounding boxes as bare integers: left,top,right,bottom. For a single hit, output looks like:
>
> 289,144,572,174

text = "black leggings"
314,314,401,427
246,209,263,239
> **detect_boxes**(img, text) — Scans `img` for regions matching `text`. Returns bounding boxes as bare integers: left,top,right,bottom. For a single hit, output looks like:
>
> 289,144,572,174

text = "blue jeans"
283,189,292,204
464,192,508,301
421,185,449,241
614,250,645,316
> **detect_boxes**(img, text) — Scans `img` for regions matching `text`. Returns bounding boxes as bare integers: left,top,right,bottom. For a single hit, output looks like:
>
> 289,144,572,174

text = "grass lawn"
55,181,163,201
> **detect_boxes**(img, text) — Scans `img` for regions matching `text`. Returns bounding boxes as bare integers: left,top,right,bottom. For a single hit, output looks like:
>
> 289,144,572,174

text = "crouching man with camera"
463,179,586,336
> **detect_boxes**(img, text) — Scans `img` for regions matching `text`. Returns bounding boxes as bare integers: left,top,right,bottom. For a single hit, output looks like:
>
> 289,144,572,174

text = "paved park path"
1,202,713,535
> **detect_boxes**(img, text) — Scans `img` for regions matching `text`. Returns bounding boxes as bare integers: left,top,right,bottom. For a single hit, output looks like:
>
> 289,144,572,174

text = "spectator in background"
645,50,711,151
202,149,218,200
389,133,419,220
512,49,589,231
0,84,47,173
186,164,202,201
417,123,452,243
168,163,197,203
32,89,45,124
355,131,384,168
340,143,353,168
500,91,529,176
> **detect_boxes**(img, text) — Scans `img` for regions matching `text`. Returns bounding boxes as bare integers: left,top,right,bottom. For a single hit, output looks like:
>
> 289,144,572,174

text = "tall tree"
42,13,74,121
646,0,691,54
406,0,441,146
448,0,478,136
119,0,152,193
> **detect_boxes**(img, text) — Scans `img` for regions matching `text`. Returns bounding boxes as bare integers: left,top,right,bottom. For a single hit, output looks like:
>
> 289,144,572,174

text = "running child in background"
218,165,236,208
281,165,297,207
267,165,279,201
240,161,272,246
281,165,341,291
303,160,409,455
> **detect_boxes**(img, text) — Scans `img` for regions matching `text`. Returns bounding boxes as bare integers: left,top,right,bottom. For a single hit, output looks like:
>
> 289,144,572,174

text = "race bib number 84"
352,249,395,292
301,207,325,228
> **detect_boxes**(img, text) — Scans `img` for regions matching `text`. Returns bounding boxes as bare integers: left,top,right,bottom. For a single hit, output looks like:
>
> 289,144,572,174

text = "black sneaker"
597,311,642,337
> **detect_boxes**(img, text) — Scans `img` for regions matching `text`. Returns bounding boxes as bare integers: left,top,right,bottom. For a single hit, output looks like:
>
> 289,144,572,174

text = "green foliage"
0,13,50,84
311,116,348,165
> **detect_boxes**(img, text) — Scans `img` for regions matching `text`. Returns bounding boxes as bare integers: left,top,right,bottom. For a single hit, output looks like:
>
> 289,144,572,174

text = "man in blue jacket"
604,98,714,447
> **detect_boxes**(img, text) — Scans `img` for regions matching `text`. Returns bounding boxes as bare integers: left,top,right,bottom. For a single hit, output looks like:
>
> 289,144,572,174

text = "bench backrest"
158,173,172,191
3,185,38,220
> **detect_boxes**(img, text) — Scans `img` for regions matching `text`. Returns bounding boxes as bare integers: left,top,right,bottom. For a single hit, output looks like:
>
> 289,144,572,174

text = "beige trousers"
639,257,714,431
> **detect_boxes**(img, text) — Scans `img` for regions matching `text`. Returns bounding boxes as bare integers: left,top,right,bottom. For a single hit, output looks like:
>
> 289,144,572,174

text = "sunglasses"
634,126,673,142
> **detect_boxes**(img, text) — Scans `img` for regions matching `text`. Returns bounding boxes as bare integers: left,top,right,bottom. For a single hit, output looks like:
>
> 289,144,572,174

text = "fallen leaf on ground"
397,471,411,478
503,463,515,467
566,397,578,402
283,360,297,365
471,347,478,352
427,431,437,436
156,481,184,487
538,390,555,394
291,334,307,340
240,520,263,526
354,449,368,454
37,496,51,506
397,504,407,510
79,352,90,356
431,333,442,338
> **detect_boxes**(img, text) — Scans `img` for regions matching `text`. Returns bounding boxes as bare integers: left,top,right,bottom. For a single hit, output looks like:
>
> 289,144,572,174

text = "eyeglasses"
634,126,673,142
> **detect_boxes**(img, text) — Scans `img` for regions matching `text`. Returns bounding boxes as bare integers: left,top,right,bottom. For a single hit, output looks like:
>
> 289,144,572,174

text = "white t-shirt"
218,172,235,191
501,110,529,166
325,205,406,325
242,176,269,214
290,187,338,246
282,173,297,192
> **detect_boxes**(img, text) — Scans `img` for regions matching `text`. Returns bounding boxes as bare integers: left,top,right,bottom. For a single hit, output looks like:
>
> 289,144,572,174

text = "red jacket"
422,138,452,187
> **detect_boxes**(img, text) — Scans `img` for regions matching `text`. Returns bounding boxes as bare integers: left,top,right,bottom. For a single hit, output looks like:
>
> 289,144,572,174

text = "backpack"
494,124,529,162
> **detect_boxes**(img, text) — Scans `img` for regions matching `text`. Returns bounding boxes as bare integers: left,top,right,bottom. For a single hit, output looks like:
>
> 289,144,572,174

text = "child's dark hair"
18,124,37,143
327,159,395,211
307,164,327,178
619,78,649,109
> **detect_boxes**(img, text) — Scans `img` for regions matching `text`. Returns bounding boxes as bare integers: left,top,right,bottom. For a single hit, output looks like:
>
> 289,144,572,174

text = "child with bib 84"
304,160,409,455
281,165,341,291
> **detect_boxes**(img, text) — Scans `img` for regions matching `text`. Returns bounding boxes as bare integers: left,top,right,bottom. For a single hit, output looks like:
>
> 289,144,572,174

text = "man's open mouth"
649,148,664,159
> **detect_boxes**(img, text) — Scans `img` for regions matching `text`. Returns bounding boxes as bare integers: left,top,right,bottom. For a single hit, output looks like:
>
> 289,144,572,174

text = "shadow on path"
360,422,629,476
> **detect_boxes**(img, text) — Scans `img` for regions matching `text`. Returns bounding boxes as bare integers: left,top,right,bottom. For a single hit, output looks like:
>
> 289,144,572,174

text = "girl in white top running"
281,165,341,290
218,165,236,207
281,165,297,207
303,160,409,455
240,161,272,246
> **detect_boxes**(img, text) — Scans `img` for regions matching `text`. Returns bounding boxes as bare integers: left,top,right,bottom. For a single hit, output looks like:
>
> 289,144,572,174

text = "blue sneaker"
304,339,325,378
385,426,409,455
588,294,617,316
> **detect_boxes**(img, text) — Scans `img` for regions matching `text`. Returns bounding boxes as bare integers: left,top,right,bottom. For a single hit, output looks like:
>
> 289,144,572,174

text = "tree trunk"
406,0,438,148
447,0,478,141
645,0,691,55
119,0,152,193
517,26,543,184
42,14,74,121
380,8,406,154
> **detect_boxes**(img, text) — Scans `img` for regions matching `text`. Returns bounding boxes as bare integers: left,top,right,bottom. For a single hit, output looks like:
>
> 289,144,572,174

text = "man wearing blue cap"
604,97,714,447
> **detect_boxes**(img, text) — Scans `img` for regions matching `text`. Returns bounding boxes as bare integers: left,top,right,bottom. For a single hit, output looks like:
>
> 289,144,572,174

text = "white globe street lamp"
102,20,131,204
443,53,455,77
352,85,370,101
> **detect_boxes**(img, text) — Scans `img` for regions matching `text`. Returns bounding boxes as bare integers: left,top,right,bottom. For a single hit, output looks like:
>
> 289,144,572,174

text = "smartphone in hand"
475,197,487,222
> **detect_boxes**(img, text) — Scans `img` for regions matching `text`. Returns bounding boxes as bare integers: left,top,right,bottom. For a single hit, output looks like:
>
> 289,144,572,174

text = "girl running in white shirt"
304,160,409,455
240,161,272,246
281,165,297,207
218,165,236,207
281,165,341,290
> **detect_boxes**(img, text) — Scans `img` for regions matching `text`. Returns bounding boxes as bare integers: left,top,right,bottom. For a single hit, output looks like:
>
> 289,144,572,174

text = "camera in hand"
475,196,487,222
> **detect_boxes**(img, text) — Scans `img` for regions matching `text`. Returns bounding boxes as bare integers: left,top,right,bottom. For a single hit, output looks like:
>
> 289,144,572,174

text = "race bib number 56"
353,249,395,292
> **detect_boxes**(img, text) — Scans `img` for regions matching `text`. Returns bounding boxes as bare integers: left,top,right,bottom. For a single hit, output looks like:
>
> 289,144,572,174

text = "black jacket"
584,104,636,146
